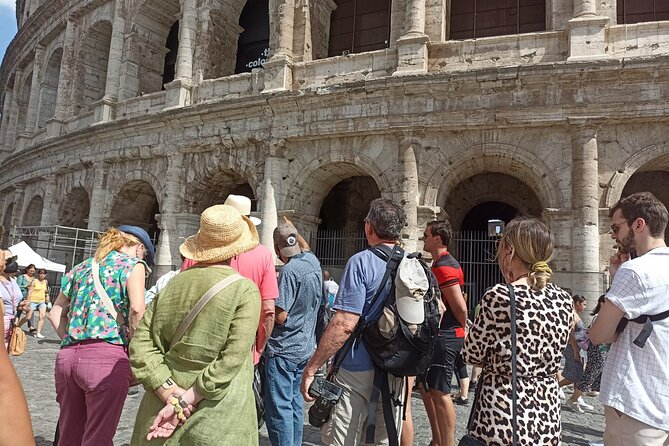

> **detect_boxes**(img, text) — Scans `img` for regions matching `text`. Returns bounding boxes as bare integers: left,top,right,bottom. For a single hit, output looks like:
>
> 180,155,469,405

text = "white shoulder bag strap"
169,273,245,350
92,259,121,322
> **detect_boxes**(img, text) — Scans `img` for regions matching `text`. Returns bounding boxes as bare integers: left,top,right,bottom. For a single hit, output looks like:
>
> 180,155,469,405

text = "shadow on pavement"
562,421,604,437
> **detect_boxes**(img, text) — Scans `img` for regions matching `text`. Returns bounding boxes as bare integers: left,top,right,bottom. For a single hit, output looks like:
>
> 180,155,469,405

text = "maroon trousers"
54,340,131,446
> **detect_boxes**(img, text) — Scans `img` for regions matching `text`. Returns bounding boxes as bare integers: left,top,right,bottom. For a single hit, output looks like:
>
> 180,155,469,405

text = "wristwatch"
161,377,176,389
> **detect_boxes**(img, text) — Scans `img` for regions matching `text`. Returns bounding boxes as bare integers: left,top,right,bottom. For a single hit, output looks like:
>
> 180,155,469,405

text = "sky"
0,0,18,65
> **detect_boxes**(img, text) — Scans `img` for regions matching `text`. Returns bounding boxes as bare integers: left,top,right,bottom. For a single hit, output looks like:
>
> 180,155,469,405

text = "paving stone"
12,323,604,445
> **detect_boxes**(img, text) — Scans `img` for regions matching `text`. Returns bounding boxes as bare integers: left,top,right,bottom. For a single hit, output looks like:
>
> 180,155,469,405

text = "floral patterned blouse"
60,251,141,347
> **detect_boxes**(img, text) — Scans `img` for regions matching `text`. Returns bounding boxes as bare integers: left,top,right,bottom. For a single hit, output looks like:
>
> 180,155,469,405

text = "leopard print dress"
462,283,574,446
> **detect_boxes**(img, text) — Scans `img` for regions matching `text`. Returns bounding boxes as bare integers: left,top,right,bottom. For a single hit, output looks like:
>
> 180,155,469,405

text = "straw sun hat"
179,205,259,263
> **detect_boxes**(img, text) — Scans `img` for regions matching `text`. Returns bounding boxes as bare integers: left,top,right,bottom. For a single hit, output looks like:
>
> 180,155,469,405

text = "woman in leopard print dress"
462,217,574,446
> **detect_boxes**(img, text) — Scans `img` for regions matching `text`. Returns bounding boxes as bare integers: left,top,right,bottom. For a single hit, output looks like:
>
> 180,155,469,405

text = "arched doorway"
23,195,44,226
235,0,269,74
444,172,543,315
59,187,90,228
186,173,256,214
109,180,160,244
314,176,381,277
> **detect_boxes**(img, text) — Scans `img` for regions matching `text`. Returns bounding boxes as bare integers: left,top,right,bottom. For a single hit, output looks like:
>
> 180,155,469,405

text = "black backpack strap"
328,245,403,379
365,368,401,446
615,308,669,348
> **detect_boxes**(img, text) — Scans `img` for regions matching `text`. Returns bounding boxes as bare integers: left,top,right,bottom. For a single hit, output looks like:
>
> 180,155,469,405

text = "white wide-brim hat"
224,194,261,226
180,205,259,263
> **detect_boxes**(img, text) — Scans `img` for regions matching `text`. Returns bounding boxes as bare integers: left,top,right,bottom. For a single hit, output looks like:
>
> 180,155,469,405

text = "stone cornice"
2,54,669,189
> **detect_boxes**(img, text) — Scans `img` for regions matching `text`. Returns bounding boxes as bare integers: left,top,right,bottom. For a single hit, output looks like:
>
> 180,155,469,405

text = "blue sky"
0,1,18,65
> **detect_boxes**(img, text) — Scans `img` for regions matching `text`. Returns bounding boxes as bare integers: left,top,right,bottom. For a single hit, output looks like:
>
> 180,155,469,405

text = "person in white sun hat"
223,194,279,367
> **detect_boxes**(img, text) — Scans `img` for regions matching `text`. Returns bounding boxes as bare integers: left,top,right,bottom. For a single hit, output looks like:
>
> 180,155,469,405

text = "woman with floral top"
48,225,154,446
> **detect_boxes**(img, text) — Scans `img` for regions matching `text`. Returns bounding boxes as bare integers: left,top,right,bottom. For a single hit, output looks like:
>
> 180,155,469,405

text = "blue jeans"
264,354,307,446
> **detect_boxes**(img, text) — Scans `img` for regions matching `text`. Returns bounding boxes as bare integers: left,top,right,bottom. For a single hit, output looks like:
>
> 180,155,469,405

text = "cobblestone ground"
13,324,605,445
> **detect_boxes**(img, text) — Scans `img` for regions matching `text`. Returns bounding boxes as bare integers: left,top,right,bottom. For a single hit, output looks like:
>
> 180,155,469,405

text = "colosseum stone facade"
1,0,669,304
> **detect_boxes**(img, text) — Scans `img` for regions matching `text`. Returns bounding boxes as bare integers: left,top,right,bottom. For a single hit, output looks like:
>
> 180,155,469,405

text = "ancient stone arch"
443,172,543,229
425,143,565,211
58,186,91,228
73,20,113,113
125,0,181,96
603,141,669,207
22,195,44,226
284,157,387,221
37,47,63,128
197,0,247,80
107,179,160,232
16,69,33,134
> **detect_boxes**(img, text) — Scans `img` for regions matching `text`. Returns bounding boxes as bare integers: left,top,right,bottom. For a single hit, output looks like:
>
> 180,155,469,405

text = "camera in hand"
307,376,343,427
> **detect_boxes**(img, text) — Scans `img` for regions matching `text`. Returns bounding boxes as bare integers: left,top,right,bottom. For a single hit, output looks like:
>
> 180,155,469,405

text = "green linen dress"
129,265,261,446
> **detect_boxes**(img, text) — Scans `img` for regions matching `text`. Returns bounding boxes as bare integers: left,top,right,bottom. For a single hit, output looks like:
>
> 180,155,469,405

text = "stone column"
87,166,107,232
259,156,282,250
567,0,608,60
5,68,24,150
164,0,196,109
24,45,45,134
94,4,126,124
571,124,601,315
399,142,420,252
574,0,597,17
394,0,429,75
153,154,185,277
10,186,26,229
0,88,13,152
263,0,296,93
49,19,77,138
40,175,58,226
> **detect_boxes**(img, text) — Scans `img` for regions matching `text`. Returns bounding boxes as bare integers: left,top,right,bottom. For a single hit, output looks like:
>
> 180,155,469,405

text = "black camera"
307,376,343,427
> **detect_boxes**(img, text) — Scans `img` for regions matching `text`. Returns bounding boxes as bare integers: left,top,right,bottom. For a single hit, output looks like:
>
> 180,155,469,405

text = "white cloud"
0,0,15,12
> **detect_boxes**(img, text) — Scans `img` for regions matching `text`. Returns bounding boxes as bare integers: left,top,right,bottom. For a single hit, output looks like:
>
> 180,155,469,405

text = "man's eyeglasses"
610,219,630,234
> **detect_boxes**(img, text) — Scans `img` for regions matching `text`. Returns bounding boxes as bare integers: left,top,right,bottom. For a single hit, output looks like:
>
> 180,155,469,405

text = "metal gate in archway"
450,230,504,319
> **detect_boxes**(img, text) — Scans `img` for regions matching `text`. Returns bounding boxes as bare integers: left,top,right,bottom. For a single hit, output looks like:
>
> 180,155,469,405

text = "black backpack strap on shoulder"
616,308,669,348
328,245,403,379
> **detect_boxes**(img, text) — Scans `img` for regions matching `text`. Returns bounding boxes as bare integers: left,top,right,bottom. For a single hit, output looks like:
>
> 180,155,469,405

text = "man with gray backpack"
300,198,441,446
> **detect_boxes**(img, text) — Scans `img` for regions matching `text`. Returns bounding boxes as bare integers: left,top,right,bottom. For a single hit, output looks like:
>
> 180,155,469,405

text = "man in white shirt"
590,191,669,446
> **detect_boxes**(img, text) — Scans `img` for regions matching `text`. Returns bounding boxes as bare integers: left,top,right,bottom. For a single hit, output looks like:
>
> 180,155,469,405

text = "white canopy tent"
8,241,67,273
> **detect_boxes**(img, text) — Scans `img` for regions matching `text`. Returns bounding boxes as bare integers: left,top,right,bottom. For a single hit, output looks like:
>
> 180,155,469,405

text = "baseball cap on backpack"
395,257,430,324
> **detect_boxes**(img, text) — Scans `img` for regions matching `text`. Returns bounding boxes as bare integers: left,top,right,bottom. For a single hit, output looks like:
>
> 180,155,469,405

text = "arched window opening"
162,21,180,87
235,0,269,74
38,48,62,128
17,71,32,133
23,196,44,226
617,0,669,24
328,0,391,57
450,0,545,40
74,21,112,112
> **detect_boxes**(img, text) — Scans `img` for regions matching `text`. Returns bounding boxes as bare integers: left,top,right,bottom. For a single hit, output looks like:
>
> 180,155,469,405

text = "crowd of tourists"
0,191,667,446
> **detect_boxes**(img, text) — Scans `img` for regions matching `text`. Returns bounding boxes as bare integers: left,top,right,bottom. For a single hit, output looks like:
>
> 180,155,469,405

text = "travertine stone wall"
0,0,668,300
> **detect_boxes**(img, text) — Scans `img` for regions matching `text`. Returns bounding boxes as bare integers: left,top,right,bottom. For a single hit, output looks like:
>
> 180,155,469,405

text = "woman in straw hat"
129,205,261,445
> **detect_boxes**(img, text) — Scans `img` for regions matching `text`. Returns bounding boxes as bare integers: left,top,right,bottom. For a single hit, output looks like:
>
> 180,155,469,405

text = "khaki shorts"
321,368,405,446
604,405,669,446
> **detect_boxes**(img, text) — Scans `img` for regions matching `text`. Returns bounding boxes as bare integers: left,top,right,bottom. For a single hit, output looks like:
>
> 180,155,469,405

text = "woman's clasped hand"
147,393,196,440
